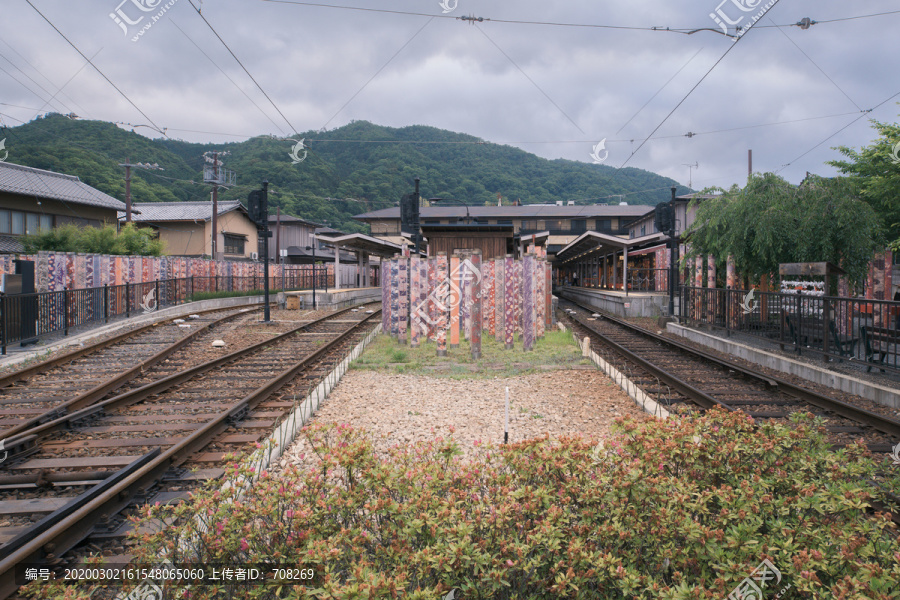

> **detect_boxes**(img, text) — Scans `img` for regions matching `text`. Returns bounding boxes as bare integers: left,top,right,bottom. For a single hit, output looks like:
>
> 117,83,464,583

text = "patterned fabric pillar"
461,252,471,341
410,256,420,348
495,258,506,343
873,251,887,328
523,254,534,351
545,261,552,328
381,261,389,332
504,255,515,349
390,258,399,339
536,258,545,339
693,256,703,321
398,256,408,344
726,255,737,330
428,257,437,341
471,250,482,359
450,253,461,349
516,260,524,334
485,260,495,335
436,252,449,356
419,257,429,340
707,255,716,324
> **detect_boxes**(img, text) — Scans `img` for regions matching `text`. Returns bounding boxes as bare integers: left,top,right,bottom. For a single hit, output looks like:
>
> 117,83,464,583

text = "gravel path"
277,368,650,468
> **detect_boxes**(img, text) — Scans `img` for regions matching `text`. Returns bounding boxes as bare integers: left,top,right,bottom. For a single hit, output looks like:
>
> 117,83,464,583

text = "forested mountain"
2,114,690,233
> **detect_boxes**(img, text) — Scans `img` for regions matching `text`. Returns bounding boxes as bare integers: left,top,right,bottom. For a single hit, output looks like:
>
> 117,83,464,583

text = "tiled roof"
353,204,654,220
0,162,126,210
0,234,24,254
124,201,244,222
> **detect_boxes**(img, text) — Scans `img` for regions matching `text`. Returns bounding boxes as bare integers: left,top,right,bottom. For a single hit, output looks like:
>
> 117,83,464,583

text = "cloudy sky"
1,0,897,191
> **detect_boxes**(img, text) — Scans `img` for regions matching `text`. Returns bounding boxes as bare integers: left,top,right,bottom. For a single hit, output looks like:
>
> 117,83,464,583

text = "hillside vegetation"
3,114,688,232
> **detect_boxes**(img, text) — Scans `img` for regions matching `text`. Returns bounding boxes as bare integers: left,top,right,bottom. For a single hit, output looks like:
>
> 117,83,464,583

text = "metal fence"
0,268,335,354
681,286,900,373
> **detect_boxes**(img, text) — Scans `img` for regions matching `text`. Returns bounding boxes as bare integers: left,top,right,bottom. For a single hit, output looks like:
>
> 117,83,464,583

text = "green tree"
23,223,164,256
829,114,900,249
685,173,883,287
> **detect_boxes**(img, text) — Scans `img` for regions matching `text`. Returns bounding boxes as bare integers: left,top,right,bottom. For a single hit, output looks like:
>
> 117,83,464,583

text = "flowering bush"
26,410,900,599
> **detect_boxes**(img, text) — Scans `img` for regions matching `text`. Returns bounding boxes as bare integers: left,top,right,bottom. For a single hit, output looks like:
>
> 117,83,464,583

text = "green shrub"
26,410,900,599
22,222,164,256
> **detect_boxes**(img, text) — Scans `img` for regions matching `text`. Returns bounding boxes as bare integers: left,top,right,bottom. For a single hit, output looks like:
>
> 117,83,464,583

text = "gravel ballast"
277,368,650,468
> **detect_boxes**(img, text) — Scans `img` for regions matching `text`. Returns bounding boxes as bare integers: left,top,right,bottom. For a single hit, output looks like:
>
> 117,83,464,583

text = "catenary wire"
168,19,287,136
186,0,298,134
23,0,167,136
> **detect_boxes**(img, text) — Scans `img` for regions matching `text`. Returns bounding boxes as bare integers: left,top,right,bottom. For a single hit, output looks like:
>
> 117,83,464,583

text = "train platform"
555,285,669,318
281,286,381,309
665,322,900,411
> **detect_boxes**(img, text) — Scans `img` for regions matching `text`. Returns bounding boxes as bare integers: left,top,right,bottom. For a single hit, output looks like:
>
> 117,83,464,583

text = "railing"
681,286,900,373
0,269,336,355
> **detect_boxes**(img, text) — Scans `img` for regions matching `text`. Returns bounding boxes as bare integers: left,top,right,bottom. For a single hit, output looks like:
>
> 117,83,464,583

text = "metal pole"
211,152,218,259
311,245,317,309
668,186,677,317
64,286,70,336
104,284,109,323
262,181,271,323
124,159,132,223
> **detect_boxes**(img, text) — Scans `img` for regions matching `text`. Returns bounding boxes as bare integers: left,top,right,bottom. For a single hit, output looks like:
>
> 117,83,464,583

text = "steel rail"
0,307,258,442
1,302,378,450
564,299,900,438
566,311,733,411
0,308,381,599
0,304,267,389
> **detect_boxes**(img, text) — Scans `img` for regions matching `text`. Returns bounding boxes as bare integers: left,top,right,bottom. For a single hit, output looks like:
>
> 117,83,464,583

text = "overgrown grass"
352,329,588,378
187,289,270,302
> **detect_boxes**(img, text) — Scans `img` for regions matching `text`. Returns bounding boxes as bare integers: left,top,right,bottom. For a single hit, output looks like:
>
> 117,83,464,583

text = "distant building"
0,161,126,253
121,201,258,261
353,203,653,259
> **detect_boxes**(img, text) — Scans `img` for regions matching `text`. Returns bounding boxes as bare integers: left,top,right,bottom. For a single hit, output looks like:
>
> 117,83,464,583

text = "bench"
860,326,900,372
784,313,858,359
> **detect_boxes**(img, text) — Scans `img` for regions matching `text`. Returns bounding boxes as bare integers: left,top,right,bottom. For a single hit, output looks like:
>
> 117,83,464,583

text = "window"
596,219,612,232
0,210,9,234
521,220,539,231
640,225,646,237
224,234,245,255
497,219,512,225
26,213,38,235
40,214,52,230
11,212,24,235
545,219,568,231
572,219,586,233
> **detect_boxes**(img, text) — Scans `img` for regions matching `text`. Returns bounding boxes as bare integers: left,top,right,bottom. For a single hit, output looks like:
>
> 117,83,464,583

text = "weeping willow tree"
684,173,883,289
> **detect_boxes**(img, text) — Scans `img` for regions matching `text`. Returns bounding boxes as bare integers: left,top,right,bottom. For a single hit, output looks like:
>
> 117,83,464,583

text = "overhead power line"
186,0,299,134
258,0,900,34
24,0,166,136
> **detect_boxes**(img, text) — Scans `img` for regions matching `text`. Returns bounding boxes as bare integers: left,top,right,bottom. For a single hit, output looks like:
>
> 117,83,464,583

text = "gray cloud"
1,0,897,191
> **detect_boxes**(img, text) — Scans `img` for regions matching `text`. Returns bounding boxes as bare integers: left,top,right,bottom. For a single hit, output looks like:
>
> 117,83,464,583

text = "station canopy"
313,230,407,258
555,231,666,264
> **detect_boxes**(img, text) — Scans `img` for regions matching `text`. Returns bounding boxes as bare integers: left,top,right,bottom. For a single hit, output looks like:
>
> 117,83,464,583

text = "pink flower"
240,538,249,552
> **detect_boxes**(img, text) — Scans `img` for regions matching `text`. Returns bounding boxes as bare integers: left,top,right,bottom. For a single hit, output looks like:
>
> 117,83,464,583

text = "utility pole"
203,151,234,258
748,149,753,179
118,159,162,223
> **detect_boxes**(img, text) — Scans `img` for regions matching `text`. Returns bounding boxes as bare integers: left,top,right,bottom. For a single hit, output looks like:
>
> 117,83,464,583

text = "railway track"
0,305,263,445
558,298,900,453
0,302,381,599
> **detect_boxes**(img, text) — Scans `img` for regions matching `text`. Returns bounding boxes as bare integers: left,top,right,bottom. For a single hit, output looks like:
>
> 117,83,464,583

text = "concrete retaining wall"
556,287,667,318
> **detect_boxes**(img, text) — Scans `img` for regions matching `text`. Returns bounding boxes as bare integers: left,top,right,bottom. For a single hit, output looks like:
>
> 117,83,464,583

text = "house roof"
122,201,245,223
353,204,654,221
0,161,126,211
0,234,24,254
268,214,323,228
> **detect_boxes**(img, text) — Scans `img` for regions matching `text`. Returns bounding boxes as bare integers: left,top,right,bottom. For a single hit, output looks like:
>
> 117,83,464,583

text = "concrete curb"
666,323,899,410
222,321,383,498
573,332,670,419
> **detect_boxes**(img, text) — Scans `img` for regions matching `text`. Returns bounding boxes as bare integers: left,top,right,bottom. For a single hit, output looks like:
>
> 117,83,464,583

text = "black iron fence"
681,286,900,373
0,268,335,354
